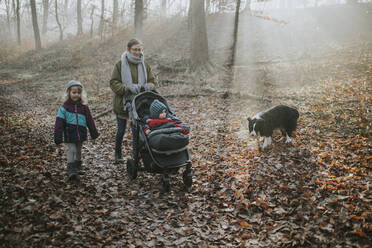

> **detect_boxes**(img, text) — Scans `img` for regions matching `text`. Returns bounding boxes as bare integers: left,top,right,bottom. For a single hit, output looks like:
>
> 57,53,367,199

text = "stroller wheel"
182,170,192,188
126,159,137,180
161,174,170,192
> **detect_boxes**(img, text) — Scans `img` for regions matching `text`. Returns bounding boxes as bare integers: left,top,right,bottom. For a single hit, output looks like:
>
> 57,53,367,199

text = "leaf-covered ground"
0,41,371,247
1,6,372,246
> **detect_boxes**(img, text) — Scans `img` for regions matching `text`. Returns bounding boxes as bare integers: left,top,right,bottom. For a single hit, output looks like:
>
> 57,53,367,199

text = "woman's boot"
115,147,124,164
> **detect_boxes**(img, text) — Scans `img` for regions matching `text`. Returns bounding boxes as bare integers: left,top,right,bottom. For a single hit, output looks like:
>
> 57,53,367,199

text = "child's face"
69,86,82,102
159,109,166,119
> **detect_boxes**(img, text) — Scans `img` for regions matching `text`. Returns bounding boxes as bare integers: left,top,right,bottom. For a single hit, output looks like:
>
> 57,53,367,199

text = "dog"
247,105,299,149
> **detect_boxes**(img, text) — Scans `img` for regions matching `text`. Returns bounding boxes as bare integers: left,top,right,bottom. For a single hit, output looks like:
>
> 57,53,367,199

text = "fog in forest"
232,1,372,95
0,0,371,93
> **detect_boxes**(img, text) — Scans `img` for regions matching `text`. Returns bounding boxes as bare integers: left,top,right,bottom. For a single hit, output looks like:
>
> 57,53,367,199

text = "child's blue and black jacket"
54,99,99,144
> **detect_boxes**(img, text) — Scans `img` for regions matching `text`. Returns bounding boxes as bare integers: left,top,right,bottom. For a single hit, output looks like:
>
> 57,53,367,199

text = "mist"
232,1,372,96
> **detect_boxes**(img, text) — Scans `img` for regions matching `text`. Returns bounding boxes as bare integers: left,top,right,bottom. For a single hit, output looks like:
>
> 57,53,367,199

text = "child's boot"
76,161,85,175
67,162,79,180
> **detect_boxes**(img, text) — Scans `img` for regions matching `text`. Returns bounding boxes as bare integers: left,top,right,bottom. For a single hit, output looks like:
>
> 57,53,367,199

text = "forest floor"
0,6,372,248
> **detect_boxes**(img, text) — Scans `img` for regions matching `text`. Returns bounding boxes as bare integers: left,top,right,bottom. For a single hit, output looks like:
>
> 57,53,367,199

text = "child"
144,99,189,135
54,80,99,180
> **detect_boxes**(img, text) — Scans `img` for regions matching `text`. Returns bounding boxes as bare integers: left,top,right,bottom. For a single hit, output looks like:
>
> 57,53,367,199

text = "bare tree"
77,0,83,36
16,0,20,45
135,0,144,39
64,0,69,18
189,0,210,71
30,0,42,50
12,0,16,35
206,0,210,14
89,5,95,38
55,0,63,40
230,0,240,66
42,0,50,35
98,0,105,39
112,0,118,35
161,0,167,17
244,0,251,11
5,0,11,35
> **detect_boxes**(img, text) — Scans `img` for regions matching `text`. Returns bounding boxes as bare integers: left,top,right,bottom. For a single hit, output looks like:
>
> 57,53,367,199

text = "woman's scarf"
121,51,147,94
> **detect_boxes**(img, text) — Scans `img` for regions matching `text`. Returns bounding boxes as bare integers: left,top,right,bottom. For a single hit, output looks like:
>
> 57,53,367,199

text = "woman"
110,38,155,163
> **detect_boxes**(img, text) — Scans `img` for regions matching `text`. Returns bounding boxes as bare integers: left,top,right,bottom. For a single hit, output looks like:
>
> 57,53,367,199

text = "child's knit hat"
150,100,167,118
66,80,83,92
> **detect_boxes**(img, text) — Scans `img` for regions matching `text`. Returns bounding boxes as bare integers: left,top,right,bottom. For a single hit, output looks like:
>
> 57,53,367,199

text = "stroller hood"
131,91,176,121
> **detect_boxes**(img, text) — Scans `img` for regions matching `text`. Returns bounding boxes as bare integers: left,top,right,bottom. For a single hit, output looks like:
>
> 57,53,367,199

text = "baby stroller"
126,90,192,192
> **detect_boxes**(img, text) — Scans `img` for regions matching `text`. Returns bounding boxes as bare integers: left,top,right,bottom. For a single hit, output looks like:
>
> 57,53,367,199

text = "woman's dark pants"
115,116,137,162
115,117,127,161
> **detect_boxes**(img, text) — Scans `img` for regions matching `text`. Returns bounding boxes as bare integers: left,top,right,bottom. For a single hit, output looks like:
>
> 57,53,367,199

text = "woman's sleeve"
146,62,155,84
85,106,100,139
54,107,65,144
110,61,125,96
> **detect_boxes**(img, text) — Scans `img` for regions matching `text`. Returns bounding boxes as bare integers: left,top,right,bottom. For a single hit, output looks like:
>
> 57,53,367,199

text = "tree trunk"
12,0,16,36
55,0,63,41
99,0,105,39
90,5,95,38
187,0,192,30
64,0,69,20
190,0,209,70
5,0,11,35
244,0,251,11
230,0,240,67
112,0,118,35
77,0,83,36
30,0,42,50
16,0,21,45
134,0,143,39
161,0,167,17
42,0,50,35
206,0,210,14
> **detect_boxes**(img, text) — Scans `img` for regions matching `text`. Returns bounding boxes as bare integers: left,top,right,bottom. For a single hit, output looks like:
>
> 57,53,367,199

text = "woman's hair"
127,38,142,50
63,86,88,104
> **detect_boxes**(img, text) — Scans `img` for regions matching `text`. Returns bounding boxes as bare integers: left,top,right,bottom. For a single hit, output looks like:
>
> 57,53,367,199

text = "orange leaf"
240,234,251,239
240,221,250,227
352,231,367,237
349,215,361,220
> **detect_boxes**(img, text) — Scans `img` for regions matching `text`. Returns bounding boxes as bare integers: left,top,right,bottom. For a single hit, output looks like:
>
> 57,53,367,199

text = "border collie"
248,105,299,149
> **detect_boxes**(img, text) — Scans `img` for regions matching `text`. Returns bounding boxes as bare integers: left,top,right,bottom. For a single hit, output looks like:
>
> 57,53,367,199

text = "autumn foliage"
0,8,371,247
